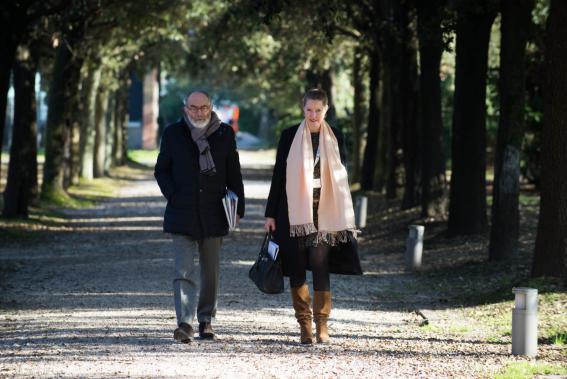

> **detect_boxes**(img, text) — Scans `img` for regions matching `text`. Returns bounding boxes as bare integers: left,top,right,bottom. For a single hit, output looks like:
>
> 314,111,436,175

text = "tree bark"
105,90,115,171
80,65,101,179
63,63,83,190
489,0,534,260
0,31,20,181
382,16,401,200
94,83,109,177
532,0,567,279
42,43,75,199
372,53,390,193
351,47,365,183
119,86,129,165
448,6,496,235
361,48,381,190
400,1,421,209
416,0,448,217
2,43,39,218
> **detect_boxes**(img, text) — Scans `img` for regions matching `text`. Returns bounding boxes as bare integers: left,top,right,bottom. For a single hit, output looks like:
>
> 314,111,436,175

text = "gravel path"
0,158,537,378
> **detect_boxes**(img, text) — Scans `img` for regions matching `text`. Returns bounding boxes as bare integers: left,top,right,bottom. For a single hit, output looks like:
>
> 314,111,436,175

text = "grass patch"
67,177,121,201
40,186,93,209
495,361,567,379
448,324,474,335
128,149,159,167
545,330,567,346
463,276,567,345
419,323,443,334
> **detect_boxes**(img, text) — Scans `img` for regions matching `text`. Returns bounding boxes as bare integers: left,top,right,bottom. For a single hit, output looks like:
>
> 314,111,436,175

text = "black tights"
289,243,331,291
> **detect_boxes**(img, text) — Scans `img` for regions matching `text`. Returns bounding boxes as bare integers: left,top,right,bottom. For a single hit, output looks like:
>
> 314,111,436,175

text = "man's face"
184,92,212,128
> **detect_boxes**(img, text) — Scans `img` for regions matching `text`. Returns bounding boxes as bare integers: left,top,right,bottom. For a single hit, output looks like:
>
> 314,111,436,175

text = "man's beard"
189,114,211,129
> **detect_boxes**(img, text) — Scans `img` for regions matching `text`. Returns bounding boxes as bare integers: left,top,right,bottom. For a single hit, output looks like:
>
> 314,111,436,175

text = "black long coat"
154,120,245,240
265,124,363,277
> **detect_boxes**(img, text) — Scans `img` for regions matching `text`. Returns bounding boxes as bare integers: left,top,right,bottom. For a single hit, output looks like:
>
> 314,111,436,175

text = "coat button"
199,189,203,192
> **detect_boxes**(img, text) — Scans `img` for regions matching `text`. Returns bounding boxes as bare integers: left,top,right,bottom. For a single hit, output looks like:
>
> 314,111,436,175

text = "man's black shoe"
199,322,214,339
173,323,193,343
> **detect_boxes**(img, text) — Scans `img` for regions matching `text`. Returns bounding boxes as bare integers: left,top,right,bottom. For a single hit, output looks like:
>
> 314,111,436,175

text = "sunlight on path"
0,154,516,378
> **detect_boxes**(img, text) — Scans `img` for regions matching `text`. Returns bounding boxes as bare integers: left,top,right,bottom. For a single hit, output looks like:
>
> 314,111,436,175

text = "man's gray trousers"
171,234,222,326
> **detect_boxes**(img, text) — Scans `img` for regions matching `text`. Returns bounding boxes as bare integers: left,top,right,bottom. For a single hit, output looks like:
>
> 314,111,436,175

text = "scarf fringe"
289,223,318,237
289,225,360,245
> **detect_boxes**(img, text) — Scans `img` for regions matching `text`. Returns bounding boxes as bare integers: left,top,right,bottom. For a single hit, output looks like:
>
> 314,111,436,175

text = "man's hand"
236,215,241,227
264,217,276,232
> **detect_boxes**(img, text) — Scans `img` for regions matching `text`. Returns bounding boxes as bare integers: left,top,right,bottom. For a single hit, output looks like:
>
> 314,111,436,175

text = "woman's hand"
264,217,276,232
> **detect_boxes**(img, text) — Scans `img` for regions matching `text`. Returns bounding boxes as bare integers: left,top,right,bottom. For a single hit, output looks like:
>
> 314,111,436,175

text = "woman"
264,89,362,344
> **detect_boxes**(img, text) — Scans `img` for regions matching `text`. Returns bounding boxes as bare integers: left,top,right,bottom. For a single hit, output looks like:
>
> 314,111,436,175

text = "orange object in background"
231,106,240,133
216,102,240,133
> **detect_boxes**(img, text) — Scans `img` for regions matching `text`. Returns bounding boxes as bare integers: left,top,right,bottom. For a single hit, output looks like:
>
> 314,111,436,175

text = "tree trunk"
120,90,129,165
361,48,381,190
257,107,275,144
112,88,124,166
69,71,85,186
42,43,78,199
373,51,389,193
489,0,534,261
0,34,19,181
400,2,421,209
417,0,448,217
2,43,39,218
63,64,83,189
532,0,567,279
80,66,101,179
105,90,115,171
447,7,496,235
382,23,401,199
94,83,109,177
351,47,365,183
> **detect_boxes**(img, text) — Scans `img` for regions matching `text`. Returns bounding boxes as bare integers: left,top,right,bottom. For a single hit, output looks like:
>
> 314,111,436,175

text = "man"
154,90,245,342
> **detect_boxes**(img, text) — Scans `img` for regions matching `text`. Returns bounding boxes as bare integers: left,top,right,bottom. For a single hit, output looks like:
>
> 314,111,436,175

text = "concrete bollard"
512,287,538,357
405,225,424,271
355,196,368,228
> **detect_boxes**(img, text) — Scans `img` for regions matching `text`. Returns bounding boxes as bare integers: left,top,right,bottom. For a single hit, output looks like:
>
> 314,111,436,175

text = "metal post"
512,287,538,357
405,225,424,271
355,196,368,228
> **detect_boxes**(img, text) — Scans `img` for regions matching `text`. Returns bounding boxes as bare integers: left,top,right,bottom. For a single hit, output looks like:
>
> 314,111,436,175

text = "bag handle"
260,231,273,255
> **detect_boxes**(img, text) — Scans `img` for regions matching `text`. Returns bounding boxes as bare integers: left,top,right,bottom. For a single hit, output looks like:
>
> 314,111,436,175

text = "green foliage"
495,361,567,379
128,149,159,167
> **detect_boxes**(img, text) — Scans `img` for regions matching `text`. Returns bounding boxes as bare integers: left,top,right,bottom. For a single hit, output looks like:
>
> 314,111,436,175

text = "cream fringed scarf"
286,120,357,245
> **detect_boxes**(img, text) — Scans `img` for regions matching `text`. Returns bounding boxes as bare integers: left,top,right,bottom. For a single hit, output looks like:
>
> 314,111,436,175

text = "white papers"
222,189,239,231
267,240,279,260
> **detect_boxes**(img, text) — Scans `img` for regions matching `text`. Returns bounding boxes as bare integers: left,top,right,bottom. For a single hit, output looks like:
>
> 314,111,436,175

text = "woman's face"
303,99,327,129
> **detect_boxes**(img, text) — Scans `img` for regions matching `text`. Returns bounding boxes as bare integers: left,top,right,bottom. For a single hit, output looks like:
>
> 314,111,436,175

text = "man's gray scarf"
183,111,222,175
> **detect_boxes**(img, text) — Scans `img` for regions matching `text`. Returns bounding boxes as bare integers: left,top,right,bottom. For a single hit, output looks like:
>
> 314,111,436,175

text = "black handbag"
329,231,363,275
248,232,284,294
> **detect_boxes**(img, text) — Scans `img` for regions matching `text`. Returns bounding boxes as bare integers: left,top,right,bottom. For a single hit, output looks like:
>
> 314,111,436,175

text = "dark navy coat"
155,120,245,240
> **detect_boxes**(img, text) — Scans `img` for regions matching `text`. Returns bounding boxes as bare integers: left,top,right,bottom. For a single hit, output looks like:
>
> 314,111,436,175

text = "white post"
405,225,424,271
512,287,538,357
355,196,368,228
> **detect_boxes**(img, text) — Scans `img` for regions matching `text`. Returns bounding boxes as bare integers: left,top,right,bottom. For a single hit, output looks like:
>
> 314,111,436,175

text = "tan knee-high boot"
313,291,331,343
290,284,313,344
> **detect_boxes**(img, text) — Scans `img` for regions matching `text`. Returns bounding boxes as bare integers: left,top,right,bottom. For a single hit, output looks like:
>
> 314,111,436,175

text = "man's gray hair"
184,89,212,105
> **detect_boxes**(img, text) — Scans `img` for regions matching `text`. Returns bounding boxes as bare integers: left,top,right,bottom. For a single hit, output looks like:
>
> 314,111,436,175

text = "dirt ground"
0,151,565,378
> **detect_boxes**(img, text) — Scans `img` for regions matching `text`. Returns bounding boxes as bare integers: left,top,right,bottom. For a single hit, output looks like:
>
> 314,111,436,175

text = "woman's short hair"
303,88,328,107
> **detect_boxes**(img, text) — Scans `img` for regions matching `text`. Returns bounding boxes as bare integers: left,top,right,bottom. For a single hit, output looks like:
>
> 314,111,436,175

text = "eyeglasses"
186,105,211,113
